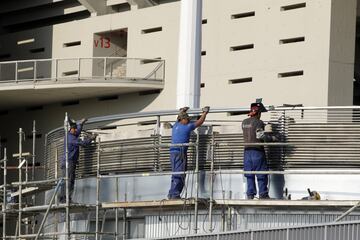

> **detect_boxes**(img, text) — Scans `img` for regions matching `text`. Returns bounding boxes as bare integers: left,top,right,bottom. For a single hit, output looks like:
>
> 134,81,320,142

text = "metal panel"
145,213,223,239
144,221,360,240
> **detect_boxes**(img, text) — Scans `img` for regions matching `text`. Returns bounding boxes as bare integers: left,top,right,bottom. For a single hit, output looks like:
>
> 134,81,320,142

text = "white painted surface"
176,0,202,109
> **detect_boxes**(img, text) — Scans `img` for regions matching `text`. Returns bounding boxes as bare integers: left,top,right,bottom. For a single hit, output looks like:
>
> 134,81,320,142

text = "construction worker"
167,106,210,199
58,118,96,203
242,102,277,199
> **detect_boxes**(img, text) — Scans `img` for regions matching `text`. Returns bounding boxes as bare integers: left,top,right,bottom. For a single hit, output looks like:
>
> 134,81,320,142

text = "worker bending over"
58,118,96,203
167,106,209,199
242,102,277,199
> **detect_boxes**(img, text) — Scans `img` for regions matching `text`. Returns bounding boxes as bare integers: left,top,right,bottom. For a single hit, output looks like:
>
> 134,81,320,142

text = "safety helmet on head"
68,119,77,129
249,102,267,116
177,111,190,121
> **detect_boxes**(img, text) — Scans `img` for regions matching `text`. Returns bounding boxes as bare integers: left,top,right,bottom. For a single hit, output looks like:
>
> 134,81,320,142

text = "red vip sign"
94,37,111,48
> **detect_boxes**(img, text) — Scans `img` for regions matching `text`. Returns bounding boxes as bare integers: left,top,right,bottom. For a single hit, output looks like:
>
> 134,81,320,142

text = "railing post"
18,128,23,238
64,113,70,240
2,148,7,240
15,62,18,83
209,131,215,233
115,176,119,240
193,130,200,234
33,61,37,83
96,137,101,240
103,57,107,79
78,58,81,80
55,59,58,81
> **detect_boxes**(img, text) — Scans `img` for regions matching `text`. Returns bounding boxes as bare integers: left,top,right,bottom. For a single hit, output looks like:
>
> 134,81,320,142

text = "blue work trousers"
244,149,268,198
58,161,77,203
168,151,187,198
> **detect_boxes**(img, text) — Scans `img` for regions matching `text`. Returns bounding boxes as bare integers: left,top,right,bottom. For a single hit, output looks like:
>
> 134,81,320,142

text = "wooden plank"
216,200,360,207
11,187,39,197
102,199,197,208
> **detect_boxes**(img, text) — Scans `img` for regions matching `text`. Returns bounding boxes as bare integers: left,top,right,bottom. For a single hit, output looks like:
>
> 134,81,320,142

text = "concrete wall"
328,0,357,106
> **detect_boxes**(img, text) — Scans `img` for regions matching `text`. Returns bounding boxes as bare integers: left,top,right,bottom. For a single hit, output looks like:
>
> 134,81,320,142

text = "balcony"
0,57,165,109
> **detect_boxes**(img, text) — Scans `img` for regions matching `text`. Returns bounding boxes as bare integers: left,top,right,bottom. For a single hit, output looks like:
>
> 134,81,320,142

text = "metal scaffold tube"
96,137,101,240
208,132,215,233
2,148,7,239
31,120,36,235
18,128,23,238
193,131,199,234
64,113,70,240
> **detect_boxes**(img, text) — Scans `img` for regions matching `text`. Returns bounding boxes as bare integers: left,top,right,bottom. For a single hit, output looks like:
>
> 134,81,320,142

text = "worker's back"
242,117,264,150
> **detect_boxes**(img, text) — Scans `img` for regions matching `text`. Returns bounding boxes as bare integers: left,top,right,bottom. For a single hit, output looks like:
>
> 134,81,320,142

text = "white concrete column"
176,0,202,109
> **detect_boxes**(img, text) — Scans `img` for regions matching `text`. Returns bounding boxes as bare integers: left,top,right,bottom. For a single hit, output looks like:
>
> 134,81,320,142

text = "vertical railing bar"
18,128,23,238
96,137,101,240
78,58,81,80
193,130,199,234
15,62,18,83
33,61,37,83
2,148,7,240
64,113,70,240
209,131,215,232
55,59,58,81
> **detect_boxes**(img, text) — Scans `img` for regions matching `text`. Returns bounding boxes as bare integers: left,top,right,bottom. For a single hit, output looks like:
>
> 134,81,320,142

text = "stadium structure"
1,0,360,239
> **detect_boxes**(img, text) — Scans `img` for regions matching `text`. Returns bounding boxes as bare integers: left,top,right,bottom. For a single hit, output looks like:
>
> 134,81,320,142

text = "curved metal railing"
0,57,165,84
44,106,360,179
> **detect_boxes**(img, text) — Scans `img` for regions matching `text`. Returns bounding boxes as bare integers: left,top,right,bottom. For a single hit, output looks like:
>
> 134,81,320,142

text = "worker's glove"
90,134,97,141
80,118,88,125
179,107,189,112
202,106,210,114
264,124,273,133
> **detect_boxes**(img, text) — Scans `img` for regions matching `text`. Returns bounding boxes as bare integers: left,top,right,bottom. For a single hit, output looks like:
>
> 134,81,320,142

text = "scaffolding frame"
2,107,360,239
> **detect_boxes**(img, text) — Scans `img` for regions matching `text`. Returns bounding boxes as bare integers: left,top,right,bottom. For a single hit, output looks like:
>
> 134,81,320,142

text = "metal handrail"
0,57,165,83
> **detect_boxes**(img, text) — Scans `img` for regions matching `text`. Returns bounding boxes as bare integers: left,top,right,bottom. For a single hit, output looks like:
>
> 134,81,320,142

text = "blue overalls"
168,121,196,199
58,123,92,203
243,149,268,198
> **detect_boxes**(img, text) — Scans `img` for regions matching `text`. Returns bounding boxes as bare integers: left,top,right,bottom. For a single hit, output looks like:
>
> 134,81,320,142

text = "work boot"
259,194,270,199
247,195,255,200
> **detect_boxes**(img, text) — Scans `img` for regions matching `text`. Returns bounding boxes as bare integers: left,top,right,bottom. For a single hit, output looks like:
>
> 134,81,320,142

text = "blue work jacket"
61,123,92,167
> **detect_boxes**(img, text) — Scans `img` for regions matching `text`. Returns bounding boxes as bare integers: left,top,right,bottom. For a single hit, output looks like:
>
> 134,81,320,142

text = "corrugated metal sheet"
145,221,360,240
144,211,360,239
145,213,223,239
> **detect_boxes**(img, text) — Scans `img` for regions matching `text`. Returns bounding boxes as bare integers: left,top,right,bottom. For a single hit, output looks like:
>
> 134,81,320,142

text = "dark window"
202,19,208,24
231,11,255,19
278,70,304,78
230,44,254,51
141,27,162,34
63,41,81,47
281,3,306,11
200,83,205,88
62,70,78,76
140,58,161,64
201,51,206,56
280,37,305,44
229,77,252,84
30,47,45,53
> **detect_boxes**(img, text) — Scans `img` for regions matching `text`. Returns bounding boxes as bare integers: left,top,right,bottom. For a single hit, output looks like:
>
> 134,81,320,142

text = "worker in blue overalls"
242,102,277,199
167,106,209,199
58,118,96,203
